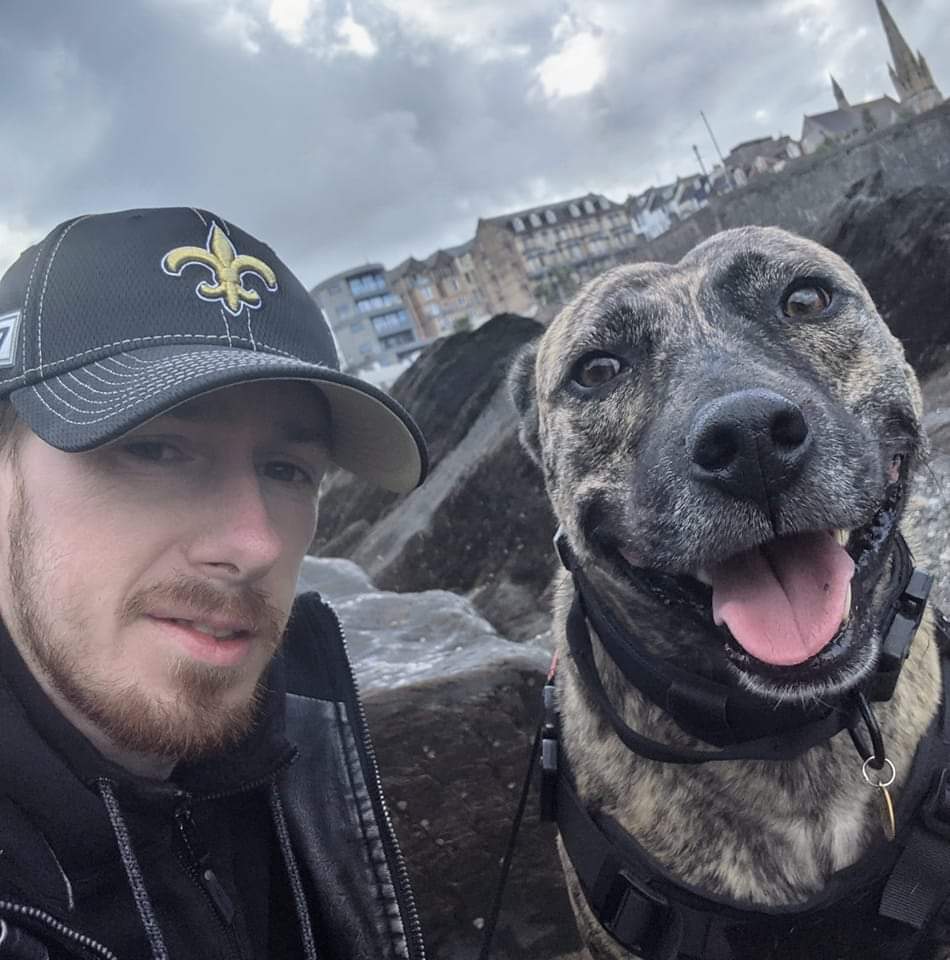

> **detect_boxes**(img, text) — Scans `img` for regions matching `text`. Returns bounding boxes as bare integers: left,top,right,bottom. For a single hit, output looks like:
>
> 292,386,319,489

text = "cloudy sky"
2,0,948,288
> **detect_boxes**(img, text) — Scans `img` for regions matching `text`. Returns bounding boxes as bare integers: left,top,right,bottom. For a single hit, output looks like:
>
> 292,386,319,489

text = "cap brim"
10,345,427,493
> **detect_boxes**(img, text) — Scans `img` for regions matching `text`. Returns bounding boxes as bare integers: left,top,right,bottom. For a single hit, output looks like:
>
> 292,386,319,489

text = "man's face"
0,380,330,762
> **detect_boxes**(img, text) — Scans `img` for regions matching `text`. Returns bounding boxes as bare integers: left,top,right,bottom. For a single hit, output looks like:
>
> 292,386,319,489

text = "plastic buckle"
598,868,670,956
873,568,934,702
923,768,950,840
539,682,558,822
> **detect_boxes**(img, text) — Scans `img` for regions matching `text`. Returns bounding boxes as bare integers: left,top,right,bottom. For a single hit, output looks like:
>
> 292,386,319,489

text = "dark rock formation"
313,314,556,642
820,182,950,373
315,314,543,552
365,666,580,960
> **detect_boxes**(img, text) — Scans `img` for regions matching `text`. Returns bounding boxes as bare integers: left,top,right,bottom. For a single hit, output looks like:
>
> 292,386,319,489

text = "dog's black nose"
688,389,812,512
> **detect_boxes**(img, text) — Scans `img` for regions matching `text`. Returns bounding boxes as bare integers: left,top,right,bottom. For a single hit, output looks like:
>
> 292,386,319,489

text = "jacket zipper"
172,757,297,957
313,599,427,960
0,901,117,960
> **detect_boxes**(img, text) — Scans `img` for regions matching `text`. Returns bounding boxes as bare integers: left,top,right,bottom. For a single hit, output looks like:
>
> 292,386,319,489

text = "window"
348,273,387,296
359,343,373,355
446,277,460,292
512,217,525,232
583,199,596,214
418,285,434,301
599,197,610,211
379,330,416,349
545,209,557,224
425,303,442,317
349,320,364,333
372,309,412,336
529,213,542,228
357,292,398,313
336,303,352,319
569,203,580,217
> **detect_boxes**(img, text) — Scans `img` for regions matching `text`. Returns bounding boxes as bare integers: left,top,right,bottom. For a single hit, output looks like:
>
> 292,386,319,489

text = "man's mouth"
164,618,248,641
148,615,255,667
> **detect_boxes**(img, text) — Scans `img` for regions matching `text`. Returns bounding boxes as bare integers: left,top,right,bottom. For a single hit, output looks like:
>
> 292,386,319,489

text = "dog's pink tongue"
710,532,855,666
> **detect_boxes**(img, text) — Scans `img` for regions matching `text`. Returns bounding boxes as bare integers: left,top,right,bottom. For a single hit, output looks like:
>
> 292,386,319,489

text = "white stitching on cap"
19,231,49,372
33,352,297,424
220,308,233,347
53,353,274,403
55,355,279,403
37,216,91,373
5,334,300,378
246,306,257,352
191,208,208,228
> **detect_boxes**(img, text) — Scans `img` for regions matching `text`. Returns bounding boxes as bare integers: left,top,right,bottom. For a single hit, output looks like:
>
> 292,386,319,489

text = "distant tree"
452,315,472,334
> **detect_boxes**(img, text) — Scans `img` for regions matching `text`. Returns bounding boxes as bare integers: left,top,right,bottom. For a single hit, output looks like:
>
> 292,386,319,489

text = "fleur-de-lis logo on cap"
162,222,278,316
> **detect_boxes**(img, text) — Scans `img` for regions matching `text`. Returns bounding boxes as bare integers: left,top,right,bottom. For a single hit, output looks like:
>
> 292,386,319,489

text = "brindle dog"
509,227,947,960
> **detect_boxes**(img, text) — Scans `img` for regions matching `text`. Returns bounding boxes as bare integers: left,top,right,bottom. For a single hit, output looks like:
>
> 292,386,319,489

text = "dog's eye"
571,352,624,389
782,284,832,318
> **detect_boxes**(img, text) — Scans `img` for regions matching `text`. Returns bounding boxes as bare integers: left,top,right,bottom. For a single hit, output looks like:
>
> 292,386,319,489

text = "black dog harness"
544,531,950,959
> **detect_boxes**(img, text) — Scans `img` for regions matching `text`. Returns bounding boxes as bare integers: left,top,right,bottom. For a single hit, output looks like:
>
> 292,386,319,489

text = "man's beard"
7,471,287,763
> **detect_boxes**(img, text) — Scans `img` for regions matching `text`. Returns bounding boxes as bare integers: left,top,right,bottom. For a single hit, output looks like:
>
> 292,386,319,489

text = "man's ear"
507,342,542,465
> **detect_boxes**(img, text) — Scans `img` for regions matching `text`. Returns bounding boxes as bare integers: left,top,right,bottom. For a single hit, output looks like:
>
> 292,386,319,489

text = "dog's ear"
508,341,542,465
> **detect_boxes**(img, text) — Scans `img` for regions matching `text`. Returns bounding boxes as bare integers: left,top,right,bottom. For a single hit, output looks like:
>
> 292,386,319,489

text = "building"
627,173,721,240
800,1,942,154
724,135,802,184
309,263,422,372
876,0,942,114
473,193,639,312
801,86,901,154
388,240,490,340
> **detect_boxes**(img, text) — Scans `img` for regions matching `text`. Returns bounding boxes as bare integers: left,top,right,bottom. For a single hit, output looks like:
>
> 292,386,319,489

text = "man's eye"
122,441,182,462
263,461,316,486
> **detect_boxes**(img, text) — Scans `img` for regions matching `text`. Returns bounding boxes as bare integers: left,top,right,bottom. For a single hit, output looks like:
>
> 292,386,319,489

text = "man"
0,208,428,959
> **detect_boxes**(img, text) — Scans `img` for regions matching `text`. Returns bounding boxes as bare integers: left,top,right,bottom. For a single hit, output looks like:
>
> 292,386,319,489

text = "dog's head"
510,226,925,701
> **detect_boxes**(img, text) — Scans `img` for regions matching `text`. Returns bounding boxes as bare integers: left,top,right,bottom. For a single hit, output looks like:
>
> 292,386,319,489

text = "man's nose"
185,471,284,581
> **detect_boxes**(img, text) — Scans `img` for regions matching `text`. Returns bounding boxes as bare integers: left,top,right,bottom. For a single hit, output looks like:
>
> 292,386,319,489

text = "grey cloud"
1,0,947,285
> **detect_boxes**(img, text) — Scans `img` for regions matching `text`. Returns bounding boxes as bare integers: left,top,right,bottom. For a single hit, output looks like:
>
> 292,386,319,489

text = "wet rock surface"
296,557,576,960
906,364,950,613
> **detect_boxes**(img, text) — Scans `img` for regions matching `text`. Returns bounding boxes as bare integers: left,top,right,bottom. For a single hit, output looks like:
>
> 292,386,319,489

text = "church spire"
874,0,943,112
830,74,850,110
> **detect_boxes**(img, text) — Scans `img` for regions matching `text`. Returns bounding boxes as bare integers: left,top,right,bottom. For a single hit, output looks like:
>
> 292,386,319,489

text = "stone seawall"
632,100,950,265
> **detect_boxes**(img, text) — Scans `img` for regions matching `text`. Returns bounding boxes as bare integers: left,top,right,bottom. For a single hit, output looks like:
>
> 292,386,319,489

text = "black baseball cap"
0,207,427,492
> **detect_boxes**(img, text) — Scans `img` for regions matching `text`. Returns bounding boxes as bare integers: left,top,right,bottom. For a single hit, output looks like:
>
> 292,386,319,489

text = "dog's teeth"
832,529,849,547
841,582,853,625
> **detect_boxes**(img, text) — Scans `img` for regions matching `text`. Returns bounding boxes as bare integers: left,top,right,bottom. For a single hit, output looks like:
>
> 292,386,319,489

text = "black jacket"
0,592,425,960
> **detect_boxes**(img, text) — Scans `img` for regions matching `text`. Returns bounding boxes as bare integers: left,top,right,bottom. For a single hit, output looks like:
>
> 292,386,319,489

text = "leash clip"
540,676,559,822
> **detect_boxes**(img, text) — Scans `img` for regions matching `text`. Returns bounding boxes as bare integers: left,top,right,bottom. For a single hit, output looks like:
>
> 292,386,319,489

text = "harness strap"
555,612,950,959
558,771,686,960
879,633,950,940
